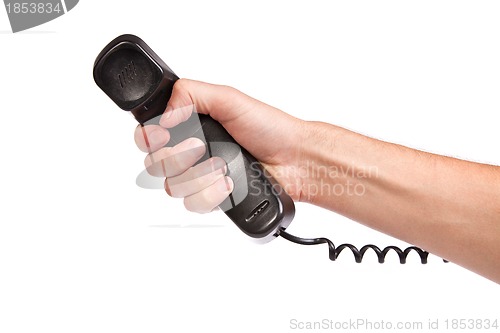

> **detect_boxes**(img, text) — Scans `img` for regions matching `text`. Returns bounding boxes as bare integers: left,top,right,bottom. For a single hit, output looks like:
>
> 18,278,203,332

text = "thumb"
159,78,253,128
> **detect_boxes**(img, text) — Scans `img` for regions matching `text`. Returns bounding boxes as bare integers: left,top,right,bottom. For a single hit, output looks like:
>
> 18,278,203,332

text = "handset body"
93,34,294,242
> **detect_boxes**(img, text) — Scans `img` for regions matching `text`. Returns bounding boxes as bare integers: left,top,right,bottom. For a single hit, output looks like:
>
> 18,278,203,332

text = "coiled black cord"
279,230,447,264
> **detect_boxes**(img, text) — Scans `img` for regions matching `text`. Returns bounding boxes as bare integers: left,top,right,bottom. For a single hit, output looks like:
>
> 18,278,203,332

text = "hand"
134,79,307,213
133,80,500,283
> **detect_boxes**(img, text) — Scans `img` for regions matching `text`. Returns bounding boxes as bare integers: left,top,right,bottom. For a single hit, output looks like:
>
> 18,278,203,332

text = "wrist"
296,121,371,210
294,121,335,204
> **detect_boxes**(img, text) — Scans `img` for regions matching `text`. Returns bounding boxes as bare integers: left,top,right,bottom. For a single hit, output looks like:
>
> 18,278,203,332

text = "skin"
135,79,500,284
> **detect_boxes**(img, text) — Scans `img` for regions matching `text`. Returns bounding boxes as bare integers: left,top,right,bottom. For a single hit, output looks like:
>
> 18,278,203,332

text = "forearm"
299,121,500,283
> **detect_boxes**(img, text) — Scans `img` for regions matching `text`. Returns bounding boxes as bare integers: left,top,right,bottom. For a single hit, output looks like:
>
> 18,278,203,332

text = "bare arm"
135,79,500,283
298,121,500,283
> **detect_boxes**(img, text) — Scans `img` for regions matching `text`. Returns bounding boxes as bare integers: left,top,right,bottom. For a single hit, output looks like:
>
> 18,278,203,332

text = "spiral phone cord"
279,230,448,264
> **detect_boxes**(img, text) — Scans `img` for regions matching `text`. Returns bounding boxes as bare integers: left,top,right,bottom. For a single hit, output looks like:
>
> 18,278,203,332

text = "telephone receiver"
93,35,447,264
93,34,294,242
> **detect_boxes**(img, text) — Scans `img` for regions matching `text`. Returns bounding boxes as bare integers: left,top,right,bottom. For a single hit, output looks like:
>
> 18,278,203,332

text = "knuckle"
174,78,190,92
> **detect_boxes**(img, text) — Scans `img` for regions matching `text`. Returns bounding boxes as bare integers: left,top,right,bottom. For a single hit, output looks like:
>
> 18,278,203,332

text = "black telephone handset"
93,34,294,242
93,34,445,264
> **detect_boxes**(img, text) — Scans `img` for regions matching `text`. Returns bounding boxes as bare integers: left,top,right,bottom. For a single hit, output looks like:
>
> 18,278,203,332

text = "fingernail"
149,129,168,145
218,176,233,193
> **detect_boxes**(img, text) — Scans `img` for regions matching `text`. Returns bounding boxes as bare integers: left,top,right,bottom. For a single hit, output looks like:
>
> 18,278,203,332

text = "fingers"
135,79,246,154
165,157,227,198
144,137,234,214
134,124,170,153
145,138,206,177
160,79,247,124
133,79,247,215
183,176,234,214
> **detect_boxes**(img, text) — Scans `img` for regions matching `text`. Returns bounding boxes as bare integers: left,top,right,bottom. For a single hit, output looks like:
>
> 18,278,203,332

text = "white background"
1,1,499,332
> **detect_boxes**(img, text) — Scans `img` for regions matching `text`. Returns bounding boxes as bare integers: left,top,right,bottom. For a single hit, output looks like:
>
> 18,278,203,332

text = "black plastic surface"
93,34,294,241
